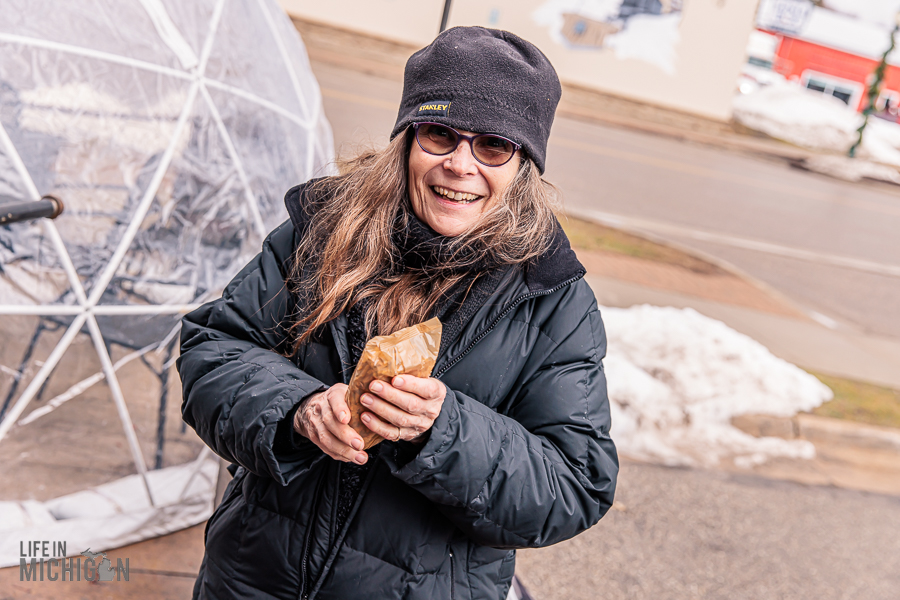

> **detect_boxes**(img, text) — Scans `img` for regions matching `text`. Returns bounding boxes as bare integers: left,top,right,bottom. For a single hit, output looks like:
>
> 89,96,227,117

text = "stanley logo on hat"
417,101,452,116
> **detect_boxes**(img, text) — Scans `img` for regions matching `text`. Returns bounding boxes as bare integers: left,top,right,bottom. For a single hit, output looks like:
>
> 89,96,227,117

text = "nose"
444,139,479,176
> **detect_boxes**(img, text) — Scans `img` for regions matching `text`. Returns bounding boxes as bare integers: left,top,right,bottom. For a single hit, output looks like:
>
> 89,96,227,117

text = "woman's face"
407,128,520,237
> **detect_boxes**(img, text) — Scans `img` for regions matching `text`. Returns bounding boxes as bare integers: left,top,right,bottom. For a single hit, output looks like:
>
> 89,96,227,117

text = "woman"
178,26,617,600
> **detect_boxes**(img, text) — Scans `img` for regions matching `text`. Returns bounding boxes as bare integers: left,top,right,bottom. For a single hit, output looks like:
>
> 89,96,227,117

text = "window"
800,70,863,107
877,90,899,111
748,56,773,69
831,88,852,104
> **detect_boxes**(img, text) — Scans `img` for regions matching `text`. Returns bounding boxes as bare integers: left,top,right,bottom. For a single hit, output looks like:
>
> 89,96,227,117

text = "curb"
732,413,900,453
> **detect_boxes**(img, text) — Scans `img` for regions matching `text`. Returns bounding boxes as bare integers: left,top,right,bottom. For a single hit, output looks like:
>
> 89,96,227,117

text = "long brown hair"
287,130,560,349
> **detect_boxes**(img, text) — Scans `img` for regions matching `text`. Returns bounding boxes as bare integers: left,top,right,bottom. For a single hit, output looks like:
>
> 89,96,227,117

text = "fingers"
360,411,403,442
299,387,367,464
391,375,446,403
360,392,431,436
368,377,444,418
326,384,352,425
309,421,368,464
320,396,364,450
360,376,446,442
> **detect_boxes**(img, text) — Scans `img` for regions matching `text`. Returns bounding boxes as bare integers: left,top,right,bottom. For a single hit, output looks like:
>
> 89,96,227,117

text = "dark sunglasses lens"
473,135,516,165
417,124,458,155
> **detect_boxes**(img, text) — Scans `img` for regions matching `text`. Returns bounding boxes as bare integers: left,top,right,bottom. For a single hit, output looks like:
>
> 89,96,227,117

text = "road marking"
552,137,900,219
809,311,840,329
574,207,900,278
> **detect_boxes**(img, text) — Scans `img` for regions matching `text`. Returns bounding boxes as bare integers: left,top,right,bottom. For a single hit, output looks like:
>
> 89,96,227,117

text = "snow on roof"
794,7,900,64
824,0,900,29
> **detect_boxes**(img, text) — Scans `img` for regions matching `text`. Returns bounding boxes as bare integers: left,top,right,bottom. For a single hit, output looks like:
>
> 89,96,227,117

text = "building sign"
756,0,813,35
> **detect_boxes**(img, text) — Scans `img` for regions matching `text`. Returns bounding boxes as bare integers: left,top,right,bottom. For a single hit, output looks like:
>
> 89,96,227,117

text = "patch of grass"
810,372,900,429
560,216,726,275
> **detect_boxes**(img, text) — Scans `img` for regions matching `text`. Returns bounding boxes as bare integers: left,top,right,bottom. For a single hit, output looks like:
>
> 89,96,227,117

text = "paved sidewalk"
515,459,900,600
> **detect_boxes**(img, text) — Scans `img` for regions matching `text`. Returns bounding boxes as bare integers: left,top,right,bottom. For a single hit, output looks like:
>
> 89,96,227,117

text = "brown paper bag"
346,317,442,449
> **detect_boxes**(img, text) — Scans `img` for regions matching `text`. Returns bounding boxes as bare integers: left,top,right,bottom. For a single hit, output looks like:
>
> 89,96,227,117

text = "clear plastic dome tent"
0,0,334,563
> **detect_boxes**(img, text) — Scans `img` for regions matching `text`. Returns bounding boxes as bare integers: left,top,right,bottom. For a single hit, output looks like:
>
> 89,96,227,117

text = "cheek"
485,165,519,200
407,161,425,205
408,154,438,195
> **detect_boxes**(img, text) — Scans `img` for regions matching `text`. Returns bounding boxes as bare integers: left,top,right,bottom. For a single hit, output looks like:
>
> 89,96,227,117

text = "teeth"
432,186,480,203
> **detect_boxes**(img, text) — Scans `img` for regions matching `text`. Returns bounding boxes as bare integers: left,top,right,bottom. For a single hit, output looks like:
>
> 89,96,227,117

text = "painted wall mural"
534,0,686,74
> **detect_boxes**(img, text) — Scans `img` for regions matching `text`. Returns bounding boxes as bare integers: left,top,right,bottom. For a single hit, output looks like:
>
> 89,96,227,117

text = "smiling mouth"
431,185,483,204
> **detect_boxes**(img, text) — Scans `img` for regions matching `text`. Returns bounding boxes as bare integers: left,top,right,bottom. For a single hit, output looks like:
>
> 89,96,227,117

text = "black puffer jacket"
178,182,618,600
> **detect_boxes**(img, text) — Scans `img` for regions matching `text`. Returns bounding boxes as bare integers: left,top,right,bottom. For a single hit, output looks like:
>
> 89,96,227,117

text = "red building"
757,7,900,115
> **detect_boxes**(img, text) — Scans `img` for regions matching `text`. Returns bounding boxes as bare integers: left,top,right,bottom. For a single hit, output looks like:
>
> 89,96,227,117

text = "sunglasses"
412,122,520,167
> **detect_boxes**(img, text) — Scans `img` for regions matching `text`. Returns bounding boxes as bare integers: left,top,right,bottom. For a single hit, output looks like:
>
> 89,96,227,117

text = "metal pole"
440,0,452,33
0,195,63,225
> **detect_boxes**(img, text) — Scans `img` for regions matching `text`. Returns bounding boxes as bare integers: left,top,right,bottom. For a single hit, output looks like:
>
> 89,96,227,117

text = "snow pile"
603,305,832,468
797,154,900,184
0,451,218,568
732,79,900,168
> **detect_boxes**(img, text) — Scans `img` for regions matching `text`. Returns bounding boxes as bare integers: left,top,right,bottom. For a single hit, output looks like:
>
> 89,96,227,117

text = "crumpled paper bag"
346,317,442,449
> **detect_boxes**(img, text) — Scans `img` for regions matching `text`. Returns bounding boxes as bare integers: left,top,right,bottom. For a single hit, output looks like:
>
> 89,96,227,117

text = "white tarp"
0,452,218,568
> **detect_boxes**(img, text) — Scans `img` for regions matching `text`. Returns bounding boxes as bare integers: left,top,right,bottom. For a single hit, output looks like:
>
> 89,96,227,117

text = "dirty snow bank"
603,305,832,468
732,79,900,170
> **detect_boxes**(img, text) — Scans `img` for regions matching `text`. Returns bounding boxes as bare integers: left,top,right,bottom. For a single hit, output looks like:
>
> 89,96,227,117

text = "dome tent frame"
0,0,332,558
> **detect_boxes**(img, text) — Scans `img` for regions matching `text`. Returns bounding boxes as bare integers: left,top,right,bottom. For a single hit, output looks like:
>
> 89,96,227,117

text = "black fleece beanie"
390,26,561,174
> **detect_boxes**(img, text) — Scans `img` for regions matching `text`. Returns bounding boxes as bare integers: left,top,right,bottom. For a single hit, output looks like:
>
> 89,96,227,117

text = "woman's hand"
294,384,369,464
359,375,446,443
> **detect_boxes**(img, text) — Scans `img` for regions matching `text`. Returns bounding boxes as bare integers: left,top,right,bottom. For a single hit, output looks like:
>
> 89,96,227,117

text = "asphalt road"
311,62,900,340
515,460,900,600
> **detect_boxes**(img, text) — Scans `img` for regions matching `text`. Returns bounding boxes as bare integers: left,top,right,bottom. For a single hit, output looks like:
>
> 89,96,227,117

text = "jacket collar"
524,221,585,293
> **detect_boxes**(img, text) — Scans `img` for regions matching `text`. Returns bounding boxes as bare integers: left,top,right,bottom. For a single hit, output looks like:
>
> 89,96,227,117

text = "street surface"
311,62,900,340
517,460,900,600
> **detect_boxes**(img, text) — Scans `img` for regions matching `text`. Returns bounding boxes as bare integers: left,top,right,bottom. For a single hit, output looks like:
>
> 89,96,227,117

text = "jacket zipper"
306,463,379,599
299,472,326,600
449,549,456,600
434,273,584,378
299,512,314,599
300,320,349,600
